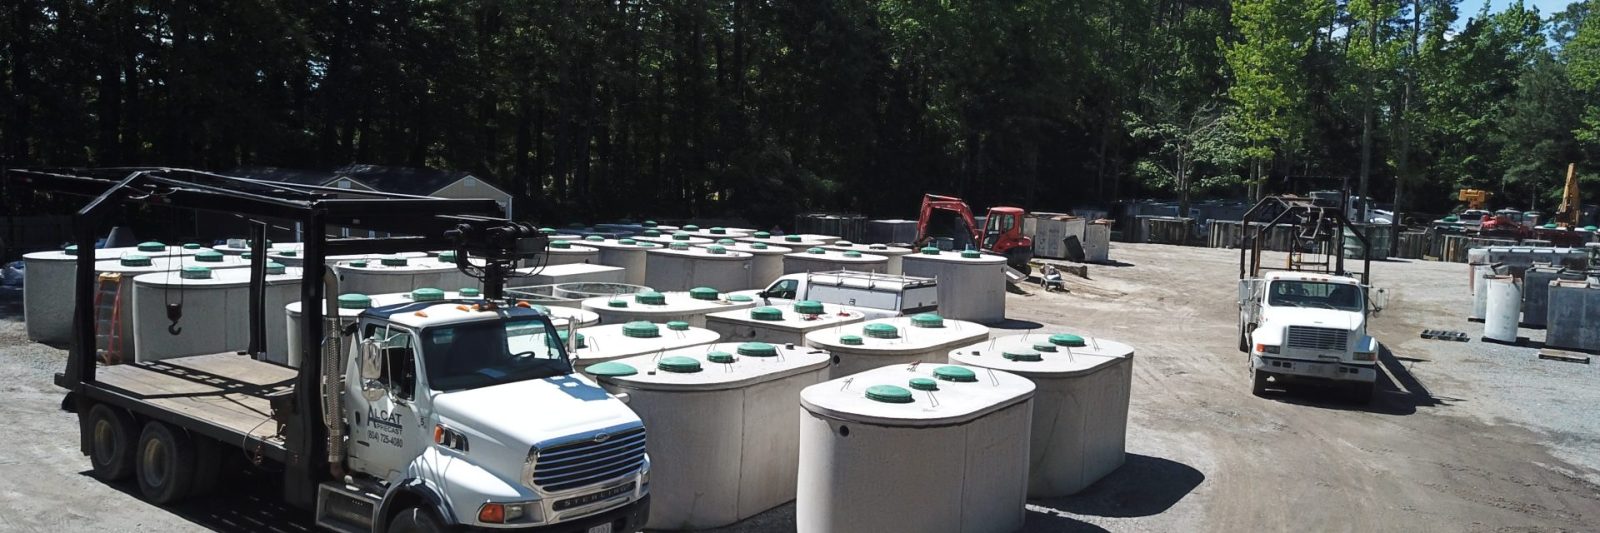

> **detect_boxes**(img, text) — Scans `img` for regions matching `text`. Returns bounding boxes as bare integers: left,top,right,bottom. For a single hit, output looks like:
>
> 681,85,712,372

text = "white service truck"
731,270,939,319
1238,271,1383,402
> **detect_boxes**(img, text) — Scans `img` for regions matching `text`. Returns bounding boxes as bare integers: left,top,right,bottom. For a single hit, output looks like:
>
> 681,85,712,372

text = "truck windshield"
1267,281,1363,312
420,319,571,391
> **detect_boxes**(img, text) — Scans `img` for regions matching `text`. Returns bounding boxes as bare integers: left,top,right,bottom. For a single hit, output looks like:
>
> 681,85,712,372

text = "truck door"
347,323,426,479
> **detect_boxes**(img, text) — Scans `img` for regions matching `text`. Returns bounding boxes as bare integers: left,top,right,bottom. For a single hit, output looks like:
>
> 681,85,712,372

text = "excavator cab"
983,207,1030,256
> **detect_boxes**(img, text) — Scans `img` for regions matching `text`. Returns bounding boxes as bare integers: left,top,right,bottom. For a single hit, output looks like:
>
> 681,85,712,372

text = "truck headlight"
1354,351,1376,361
1254,343,1280,354
479,501,543,524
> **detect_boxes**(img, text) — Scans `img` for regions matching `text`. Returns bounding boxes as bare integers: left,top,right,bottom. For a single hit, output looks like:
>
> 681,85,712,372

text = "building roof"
228,164,490,197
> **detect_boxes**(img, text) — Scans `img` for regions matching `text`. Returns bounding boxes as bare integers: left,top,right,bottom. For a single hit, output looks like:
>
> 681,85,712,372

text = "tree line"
2,0,1597,226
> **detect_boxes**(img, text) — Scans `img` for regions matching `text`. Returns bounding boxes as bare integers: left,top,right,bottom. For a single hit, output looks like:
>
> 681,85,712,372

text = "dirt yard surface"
1,242,1596,532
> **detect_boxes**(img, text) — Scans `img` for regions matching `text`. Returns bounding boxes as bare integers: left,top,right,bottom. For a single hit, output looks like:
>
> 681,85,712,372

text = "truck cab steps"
315,480,384,533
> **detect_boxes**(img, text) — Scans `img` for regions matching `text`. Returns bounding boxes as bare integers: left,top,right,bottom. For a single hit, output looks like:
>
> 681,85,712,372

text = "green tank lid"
607,298,628,308
669,242,690,250
412,288,445,302
1003,349,1043,362
1049,333,1086,347
866,385,914,404
806,247,825,254
784,235,803,243
671,231,692,241
194,250,224,263
644,229,662,236
550,240,572,249
1033,342,1058,353
910,313,945,328
179,266,212,280
137,241,166,252
750,307,784,321
706,245,727,254
642,220,659,228
792,300,825,315
737,342,778,357
727,294,753,303
920,246,941,255
539,227,556,234
755,231,772,238
280,249,299,257
960,250,981,258
265,262,286,275
587,361,638,377
863,323,900,339
657,356,703,373
338,293,372,309
840,334,864,345
460,288,480,297
64,245,79,256
348,260,368,268
558,330,588,349
717,238,736,245
380,256,408,266
709,227,726,234
688,287,720,300
682,224,701,231
908,377,939,391
119,254,153,267
437,250,457,262
241,252,253,259
1543,223,1558,228
621,321,660,338
635,291,666,305
666,320,690,331
707,351,735,364
1586,225,1598,231
836,240,854,246
933,365,978,382
183,243,201,250
751,243,769,250
585,235,604,241
843,251,863,258
618,238,639,245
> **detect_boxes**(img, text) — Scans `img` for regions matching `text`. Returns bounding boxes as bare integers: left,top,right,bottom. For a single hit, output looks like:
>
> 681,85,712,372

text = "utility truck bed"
92,353,292,456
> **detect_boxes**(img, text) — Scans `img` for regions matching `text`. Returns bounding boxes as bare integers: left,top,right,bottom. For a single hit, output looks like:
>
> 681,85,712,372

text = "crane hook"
166,302,183,335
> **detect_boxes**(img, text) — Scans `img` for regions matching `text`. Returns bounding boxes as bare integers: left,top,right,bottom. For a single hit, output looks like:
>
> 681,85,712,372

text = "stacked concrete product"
699,239,791,290
333,256,478,296
822,241,913,275
567,320,720,371
949,332,1134,496
1482,275,1521,343
1029,214,1087,260
900,246,1009,323
1545,280,1600,352
644,243,754,292
587,342,831,529
23,241,200,344
580,236,657,285
514,262,624,285
704,301,866,345
1521,265,1582,328
581,288,758,327
131,263,302,363
88,251,253,363
805,314,989,378
797,363,1034,533
634,230,714,247
739,231,832,249
782,247,888,275
864,219,919,245
1084,220,1113,263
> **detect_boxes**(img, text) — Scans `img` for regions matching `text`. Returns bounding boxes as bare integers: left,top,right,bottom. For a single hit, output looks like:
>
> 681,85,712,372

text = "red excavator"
914,194,1035,274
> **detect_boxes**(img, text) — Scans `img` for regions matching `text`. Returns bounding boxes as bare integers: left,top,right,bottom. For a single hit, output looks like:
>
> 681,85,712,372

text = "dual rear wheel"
85,404,225,504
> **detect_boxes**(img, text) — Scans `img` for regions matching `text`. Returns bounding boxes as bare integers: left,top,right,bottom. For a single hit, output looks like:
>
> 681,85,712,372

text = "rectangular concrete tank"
582,289,757,327
644,245,754,292
865,219,919,244
131,265,303,363
1520,265,1575,328
567,321,720,371
823,242,913,275
514,263,624,285
900,249,1009,323
1546,281,1600,352
704,302,866,345
1083,221,1112,263
333,256,479,296
1030,214,1088,259
580,237,654,285
804,315,989,378
23,243,199,344
783,249,888,275
702,241,792,289
527,241,600,267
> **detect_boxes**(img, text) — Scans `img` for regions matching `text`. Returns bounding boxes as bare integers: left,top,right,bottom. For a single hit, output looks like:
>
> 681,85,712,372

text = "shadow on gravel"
87,467,314,532
1263,344,1454,416
1028,453,1204,520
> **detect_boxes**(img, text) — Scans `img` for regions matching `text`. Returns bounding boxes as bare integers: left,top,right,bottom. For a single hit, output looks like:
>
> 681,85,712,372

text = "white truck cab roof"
368,300,555,329
1262,271,1362,285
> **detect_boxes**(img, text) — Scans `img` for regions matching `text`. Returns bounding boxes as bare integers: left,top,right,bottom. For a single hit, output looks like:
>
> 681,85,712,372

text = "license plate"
588,524,613,533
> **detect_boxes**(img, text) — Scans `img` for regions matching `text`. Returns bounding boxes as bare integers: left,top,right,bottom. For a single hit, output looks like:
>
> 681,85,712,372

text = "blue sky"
1483,0,1576,18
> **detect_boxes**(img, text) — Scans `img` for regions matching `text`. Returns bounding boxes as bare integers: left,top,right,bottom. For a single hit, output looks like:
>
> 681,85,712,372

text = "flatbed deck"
92,353,295,455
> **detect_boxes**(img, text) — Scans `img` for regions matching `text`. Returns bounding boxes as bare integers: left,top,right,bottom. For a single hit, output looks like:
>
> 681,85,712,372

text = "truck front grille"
532,427,647,493
1286,326,1348,351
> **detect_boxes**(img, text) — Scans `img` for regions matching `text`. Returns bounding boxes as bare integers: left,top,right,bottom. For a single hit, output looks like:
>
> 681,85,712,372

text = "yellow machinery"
1458,188,1490,211
1554,163,1580,229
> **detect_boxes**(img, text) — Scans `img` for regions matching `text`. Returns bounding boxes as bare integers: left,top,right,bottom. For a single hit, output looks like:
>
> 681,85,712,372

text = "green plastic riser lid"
866,384,914,404
666,320,690,331
183,243,201,250
558,330,588,349
727,294,753,303
688,287,719,300
64,245,78,256
910,313,945,328
736,342,778,357
709,227,726,234
755,231,771,238
840,334,864,345
707,351,735,363
658,355,703,373
644,229,661,236
785,235,803,242
180,266,212,279
460,288,480,297
137,241,166,252
1033,342,1058,352
806,247,825,254
281,249,299,257
792,300,825,315
836,240,854,246
349,260,367,267
539,227,556,234
588,361,637,377
642,220,658,227
195,250,224,263
960,250,981,258
621,321,660,338
585,235,604,241
438,251,457,262
717,238,736,245
1049,333,1086,347
669,242,690,250
751,242,769,249
750,307,784,321
338,293,372,309
412,288,445,301
863,323,900,339
266,262,286,275
550,240,572,249
380,256,408,266
706,245,727,254
608,299,629,308
671,232,691,241
635,291,666,305
1003,349,1043,362
933,365,978,382
682,224,700,231
619,238,638,245
920,246,941,255
909,377,938,391
120,254,152,267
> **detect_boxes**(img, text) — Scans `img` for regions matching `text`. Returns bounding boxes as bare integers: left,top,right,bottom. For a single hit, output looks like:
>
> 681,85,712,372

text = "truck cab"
1239,271,1383,402
333,299,650,532
731,270,939,319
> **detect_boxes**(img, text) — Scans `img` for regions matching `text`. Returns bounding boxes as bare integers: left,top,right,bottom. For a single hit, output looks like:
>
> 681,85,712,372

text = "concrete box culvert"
513,263,625,285
782,249,889,276
704,302,866,345
698,241,792,290
1482,275,1521,343
1546,280,1600,352
23,244,199,344
131,265,304,364
582,238,657,285
804,315,989,379
644,246,754,292
333,258,480,296
949,333,1134,497
822,242,913,275
1520,265,1582,328
797,363,1034,533
900,249,1009,324
580,290,758,327
592,342,831,530
567,322,720,371
83,254,254,363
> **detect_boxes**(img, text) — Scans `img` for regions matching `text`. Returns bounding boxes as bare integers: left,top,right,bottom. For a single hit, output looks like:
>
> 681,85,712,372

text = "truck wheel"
1251,369,1271,396
135,421,198,504
189,435,224,497
86,404,137,481
388,506,445,533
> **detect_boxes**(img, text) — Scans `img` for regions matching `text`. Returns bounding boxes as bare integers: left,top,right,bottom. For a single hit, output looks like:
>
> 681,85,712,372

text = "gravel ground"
0,242,1596,532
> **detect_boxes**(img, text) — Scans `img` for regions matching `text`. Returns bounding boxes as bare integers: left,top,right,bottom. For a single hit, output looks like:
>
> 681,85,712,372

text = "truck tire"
135,421,198,504
388,506,445,533
86,404,137,481
189,435,224,497
1251,369,1271,396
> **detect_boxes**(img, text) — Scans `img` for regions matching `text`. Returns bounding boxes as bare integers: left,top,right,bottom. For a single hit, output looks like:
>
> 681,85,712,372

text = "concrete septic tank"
514,263,625,285
333,256,478,296
1546,280,1600,352
644,244,754,292
87,252,254,363
1084,221,1112,263
805,314,990,378
1521,265,1582,328
796,363,1034,533
700,240,792,290
283,289,486,367
266,250,426,267
682,226,754,240
23,242,200,344
526,240,600,267
822,241,913,275
704,301,867,345
581,289,758,327
634,231,715,247
535,228,582,242
1470,264,1498,321
783,247,889,275
1483,275,1521,343
212,239,301,255
949,333,1134,497
131,263,303,363
580,236,657,285
588,342,831,530
900,248,1009,323
567,321,720,370
739,232,834,248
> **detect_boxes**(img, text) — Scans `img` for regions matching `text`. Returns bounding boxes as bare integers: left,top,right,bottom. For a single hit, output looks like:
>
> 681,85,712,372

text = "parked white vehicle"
731,270,938,319
1238,271,1385,402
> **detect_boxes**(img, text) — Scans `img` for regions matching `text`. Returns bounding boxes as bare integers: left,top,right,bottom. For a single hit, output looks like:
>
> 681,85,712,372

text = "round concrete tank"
513,263,625,285
268,250,425,267
581,289,757,327
529,240,600,267
590,342,831,530
682,226,753,240
131,264,303,364
86,252,253,363
782,248,888,275
644,244,753,292
824,241,913,275
1470,264,1495,321
580,237,656,285
634,231,714,247
700,241,792,290
805,314,990,378
213,240,302,255
901,248,1008,324
796,363,1034,533
23,243,199,344
567,321,720,371
738,232,833,248
949,333,1134,497
535,228,582,242
1483,275,1521,343
333,256,479,296
285,293,377,368
704,301,866,345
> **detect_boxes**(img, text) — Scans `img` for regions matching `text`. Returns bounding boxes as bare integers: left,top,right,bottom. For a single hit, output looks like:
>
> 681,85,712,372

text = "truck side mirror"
1368,287,1389,314
358,338,386,402
1236,280,1253,306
